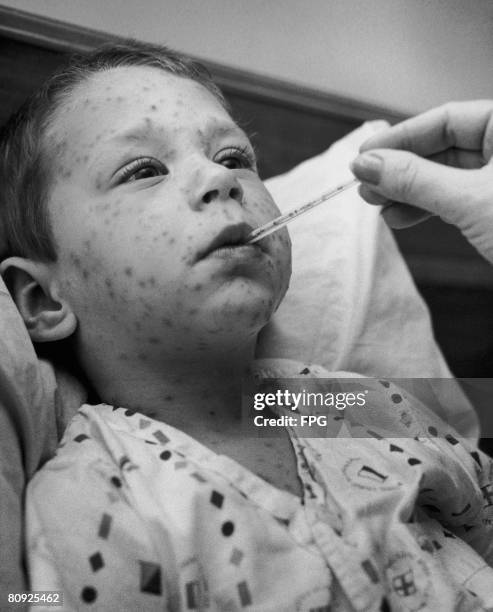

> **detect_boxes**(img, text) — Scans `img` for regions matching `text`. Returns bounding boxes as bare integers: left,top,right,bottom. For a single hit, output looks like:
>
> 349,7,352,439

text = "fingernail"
350,153,383,186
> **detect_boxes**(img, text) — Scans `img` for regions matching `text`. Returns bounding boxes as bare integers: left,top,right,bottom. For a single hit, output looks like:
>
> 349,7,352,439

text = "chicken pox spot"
168,237,176,245
138,280,146,289
164,395,174,401
94,202,111,212
70,253,82,268
124,266,133,277
82,269,90,280
196,128,206,149
251,312,261,325
147,337,160,345
142,302,154,315
193,283,203,291
58,139,69,154
162,318,173,328
61,278,73,292
150,104,157,111
137,352,149,362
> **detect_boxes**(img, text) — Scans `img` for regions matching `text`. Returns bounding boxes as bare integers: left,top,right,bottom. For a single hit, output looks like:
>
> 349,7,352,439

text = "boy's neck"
87,340,256,436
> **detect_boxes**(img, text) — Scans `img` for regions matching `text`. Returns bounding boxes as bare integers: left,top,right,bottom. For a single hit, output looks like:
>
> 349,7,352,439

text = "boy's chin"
208,298,275,336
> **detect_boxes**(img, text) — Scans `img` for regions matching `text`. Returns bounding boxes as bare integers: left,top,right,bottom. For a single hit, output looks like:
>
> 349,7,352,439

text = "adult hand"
350,100,493,264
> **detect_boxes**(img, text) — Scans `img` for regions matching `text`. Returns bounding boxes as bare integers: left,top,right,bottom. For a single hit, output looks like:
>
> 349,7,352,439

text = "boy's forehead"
74,66,222,115
50,66,240,148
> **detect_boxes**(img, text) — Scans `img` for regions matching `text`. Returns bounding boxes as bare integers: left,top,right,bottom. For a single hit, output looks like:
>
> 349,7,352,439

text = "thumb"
351,149,485,226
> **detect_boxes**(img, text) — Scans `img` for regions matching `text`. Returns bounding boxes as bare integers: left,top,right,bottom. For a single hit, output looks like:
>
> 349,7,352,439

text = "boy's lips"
197,222,260,260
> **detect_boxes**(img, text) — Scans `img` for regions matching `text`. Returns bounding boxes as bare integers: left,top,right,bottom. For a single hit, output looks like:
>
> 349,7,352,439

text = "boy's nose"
193,164,244,210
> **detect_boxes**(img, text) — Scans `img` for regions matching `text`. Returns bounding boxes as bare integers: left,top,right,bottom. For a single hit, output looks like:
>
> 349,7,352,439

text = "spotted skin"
37,66,290,418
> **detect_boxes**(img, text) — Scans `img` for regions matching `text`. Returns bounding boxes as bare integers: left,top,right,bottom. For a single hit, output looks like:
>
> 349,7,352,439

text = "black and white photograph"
1,1,493,610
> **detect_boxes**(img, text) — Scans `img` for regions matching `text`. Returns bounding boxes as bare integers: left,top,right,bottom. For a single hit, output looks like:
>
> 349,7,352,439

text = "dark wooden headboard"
2,5,493,380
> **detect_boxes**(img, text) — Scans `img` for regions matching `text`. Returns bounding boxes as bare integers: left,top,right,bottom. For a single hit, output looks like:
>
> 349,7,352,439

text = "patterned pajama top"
27,360,493,611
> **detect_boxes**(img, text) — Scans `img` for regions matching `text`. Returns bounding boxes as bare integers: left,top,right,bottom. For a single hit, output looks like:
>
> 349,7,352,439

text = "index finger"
360,100,493,158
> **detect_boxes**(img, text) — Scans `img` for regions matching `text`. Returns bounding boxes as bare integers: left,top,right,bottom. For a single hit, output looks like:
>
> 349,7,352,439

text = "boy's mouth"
197,223,259,260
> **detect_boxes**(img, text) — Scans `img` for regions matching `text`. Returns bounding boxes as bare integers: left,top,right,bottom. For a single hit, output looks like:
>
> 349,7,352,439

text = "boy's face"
45,66,291,361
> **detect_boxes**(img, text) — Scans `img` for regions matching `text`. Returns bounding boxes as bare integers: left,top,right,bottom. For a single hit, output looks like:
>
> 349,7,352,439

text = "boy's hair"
0,40,228,262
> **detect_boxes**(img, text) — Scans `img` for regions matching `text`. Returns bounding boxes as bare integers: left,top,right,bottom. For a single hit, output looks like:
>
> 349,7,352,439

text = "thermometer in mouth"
246,178,359,244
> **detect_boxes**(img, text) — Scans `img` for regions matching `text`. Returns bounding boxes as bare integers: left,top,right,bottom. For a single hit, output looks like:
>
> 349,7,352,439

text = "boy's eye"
116,157,169,183
215,146,256,171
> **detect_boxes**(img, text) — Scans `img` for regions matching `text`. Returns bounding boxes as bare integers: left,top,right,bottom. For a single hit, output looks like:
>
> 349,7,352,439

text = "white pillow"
257,121,478,438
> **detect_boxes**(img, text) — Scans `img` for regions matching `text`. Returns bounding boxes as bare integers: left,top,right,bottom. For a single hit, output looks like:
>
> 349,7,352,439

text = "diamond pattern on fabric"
139,561,162,595
237,581,252,607
230,548,244,566
210,490,224,508
89,552,104,572
98,513,112,539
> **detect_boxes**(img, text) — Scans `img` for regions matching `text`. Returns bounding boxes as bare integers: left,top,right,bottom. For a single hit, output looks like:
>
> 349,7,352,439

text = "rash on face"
45,66,292,371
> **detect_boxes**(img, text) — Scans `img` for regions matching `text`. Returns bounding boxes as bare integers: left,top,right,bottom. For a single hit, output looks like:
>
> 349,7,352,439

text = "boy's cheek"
246,193,279,223
266,229,292,303
266,228,291,269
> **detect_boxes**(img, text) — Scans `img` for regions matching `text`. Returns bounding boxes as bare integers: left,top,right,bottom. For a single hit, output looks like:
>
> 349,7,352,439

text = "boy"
2,41,493,610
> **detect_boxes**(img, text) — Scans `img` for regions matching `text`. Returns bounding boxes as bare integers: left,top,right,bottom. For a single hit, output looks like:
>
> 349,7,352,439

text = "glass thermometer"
246,178,359,244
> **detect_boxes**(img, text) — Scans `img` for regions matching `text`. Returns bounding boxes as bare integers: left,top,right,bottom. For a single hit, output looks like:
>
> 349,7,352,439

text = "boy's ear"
0,256,77,343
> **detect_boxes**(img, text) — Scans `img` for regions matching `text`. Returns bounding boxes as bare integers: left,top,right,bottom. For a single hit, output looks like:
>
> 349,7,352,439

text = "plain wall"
2,0,493,115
